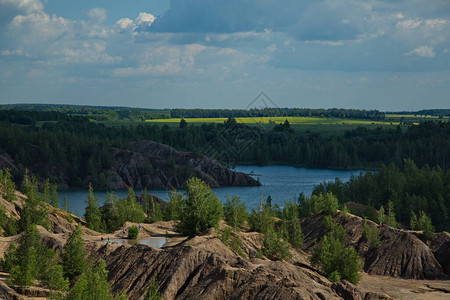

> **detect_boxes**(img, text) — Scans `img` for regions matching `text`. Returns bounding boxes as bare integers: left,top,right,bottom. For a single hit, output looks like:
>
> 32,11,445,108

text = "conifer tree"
84,183,102,231
62,225,87,281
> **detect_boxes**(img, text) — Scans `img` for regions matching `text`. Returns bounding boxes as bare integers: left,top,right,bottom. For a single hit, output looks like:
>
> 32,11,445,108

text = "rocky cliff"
99,140,260,189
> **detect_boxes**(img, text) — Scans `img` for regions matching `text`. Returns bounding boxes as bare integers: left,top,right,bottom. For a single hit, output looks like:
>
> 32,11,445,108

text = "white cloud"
87,8,107,24
136,12,155,25
116,18,133,30
405,46,435,58
397,19,422,29
0,0,43,13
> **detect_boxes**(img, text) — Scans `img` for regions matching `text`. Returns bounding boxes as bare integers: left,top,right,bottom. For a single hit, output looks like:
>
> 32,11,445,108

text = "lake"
58,166,363,217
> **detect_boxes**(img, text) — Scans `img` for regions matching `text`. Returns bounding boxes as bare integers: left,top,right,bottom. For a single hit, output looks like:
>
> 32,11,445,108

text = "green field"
145,116,403,135
146,116,399,125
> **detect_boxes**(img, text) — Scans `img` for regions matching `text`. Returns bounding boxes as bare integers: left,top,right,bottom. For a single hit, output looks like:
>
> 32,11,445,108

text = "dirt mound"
301,212,446,279
90,239,386,300
431,232,450,275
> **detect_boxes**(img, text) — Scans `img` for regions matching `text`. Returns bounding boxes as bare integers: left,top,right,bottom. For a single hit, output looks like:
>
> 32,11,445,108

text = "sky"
0,0,449,111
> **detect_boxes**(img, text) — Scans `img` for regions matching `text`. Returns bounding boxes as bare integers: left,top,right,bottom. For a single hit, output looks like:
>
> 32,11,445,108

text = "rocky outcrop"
89,238,380,300
301,212,446,279
431,232,450,275
97,140,260,189
0,154,16,171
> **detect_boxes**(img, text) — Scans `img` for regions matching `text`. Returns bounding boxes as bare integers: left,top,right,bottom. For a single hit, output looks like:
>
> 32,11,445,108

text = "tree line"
170,107,385,120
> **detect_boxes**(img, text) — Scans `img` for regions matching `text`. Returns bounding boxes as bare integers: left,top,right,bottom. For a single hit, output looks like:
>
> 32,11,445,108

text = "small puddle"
103,237,169,248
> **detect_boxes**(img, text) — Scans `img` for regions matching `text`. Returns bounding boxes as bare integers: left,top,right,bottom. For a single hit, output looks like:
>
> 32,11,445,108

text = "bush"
163,190,184,221
312,192,339,215
298,192,339,216
311,219,361,284
411,210,435,239
249,201,274,234
128,226,139,239
280,201,303,248
263,229,292,261
363,218,381,249
145,275,164,300
223,195,248,230
176,177,223,237
66,260,124,300
219,227,246,258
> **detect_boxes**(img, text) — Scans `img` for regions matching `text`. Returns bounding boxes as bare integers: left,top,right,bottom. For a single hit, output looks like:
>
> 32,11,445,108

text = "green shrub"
163,190,184,221
223,195,248,230
249,201,274,234
128,226,139,239
363,218,381,249
145,275,165,300
411,210,435,239
263,229,291,261
311,218,361,284
176,177,223,237
280,201,303,248
328,270,341,283
299,192,339,216
66,260,124,300
219,227,246,258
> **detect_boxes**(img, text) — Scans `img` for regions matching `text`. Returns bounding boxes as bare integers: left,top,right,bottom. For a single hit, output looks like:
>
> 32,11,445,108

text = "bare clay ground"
359,273,450,299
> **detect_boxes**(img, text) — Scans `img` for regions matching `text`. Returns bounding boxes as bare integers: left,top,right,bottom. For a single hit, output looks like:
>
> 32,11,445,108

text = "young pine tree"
66,260,125,300
84,183,103,231
62,225,87,282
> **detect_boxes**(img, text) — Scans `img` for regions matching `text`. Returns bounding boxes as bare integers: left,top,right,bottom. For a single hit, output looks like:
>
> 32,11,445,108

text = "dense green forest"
0,110,449,187
170,108,385,120
0,104,170,122
312,159,450,231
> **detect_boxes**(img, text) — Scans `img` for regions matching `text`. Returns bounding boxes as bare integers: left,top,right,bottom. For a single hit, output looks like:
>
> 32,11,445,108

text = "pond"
102,237,169,248
58,165,363,217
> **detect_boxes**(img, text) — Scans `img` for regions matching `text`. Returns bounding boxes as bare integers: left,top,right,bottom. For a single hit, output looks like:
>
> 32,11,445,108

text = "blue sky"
0,0,449,110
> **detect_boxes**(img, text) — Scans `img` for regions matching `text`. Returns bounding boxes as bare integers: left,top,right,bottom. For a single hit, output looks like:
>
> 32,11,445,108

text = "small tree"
163,190,184,221
249,200,274,234
281,201,303,248
84,183,103,232
62,225,87,282
176,177,223,237
411,210,435,239
128,226,139,239
0,168,17,202
223,195,248,230
116,187,145,224
362,218,381,249
66,260,124,300
263,229,291,261
311,193,339,215
311,220,361,284
40,248,69,291
145,275,164,300
8,225,41,286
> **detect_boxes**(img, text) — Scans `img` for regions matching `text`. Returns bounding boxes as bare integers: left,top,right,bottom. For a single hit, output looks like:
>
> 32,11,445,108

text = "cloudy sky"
0,0,449,110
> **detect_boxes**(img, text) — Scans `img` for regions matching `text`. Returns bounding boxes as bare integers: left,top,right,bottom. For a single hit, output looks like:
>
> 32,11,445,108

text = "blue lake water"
58,166,363,217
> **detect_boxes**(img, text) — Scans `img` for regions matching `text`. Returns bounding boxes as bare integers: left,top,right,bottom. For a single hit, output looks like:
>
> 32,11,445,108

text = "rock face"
101,140,261,189
301,212,446,280
431,232,450,275
88,236,387,300
0,154,16,171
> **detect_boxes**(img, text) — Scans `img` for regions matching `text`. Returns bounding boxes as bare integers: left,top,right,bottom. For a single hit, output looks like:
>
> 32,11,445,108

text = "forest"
311,159,450,232
169,108,386,120
0,110,449,188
